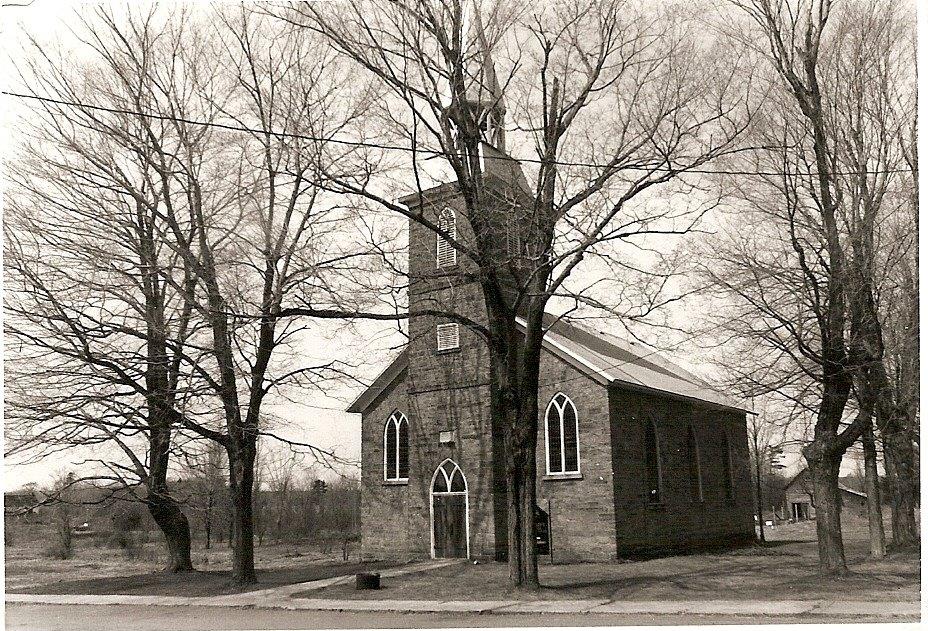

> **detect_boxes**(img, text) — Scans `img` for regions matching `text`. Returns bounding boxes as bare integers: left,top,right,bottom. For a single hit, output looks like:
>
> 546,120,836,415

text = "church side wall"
534,354,617,562
608,389,755,556
359,375,415,561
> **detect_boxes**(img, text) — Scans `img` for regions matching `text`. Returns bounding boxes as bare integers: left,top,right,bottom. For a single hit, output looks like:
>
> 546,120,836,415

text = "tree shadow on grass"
9,560,396,597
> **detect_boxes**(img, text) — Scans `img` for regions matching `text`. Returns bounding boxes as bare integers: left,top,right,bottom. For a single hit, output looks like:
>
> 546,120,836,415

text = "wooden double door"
431,459,468,558
432,494,467,558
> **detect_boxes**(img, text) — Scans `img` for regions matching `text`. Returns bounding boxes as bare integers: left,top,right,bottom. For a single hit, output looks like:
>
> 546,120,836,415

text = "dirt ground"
7,516,918,602
4,522,382,595
297,517,919,602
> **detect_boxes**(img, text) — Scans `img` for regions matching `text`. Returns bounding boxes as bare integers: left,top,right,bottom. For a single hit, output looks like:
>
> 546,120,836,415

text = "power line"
3,90,913,177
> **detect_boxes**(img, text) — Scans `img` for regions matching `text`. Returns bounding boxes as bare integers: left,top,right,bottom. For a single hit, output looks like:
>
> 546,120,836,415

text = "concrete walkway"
5,592,919,618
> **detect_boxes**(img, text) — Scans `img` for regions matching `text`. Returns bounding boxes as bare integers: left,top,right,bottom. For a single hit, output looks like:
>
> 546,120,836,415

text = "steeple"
456,2,506,151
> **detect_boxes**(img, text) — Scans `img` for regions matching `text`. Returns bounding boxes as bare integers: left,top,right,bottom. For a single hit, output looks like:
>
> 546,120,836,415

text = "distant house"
783,468,868,522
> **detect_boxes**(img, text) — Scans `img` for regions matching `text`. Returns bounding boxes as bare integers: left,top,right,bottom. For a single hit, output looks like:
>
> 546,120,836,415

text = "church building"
347,31,755,563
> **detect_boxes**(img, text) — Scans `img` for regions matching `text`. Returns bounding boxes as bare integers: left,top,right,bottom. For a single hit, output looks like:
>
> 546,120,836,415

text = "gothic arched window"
383,411,409,481
721,429,734,500
436,207,457,268
687,424,704,502
544,393,580,474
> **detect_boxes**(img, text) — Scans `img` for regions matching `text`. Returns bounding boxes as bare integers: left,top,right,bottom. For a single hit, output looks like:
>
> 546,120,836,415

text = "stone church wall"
534,353,617,562
358,373,415,561
608,388,755,556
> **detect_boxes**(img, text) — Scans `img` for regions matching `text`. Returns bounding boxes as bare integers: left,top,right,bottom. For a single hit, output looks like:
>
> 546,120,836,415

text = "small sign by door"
534,504,550,555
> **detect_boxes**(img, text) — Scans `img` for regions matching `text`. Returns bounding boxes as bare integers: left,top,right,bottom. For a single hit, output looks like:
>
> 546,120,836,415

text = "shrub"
45,538,73,560
4,518,15,547
53,511,73,559
109,528,141,558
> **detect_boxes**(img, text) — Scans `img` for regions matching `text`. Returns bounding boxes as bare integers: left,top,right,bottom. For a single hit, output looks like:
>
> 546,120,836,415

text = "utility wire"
3,90,913,177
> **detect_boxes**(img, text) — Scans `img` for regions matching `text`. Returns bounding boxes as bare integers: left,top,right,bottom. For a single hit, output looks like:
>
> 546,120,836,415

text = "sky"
0,0,882,492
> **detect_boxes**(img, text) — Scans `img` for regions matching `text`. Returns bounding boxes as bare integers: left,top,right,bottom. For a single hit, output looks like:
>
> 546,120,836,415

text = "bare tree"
180,441,228,549
704,0,915,573
272,0,754,587
6,5,364,585
3,6,219,570
745,401,787,543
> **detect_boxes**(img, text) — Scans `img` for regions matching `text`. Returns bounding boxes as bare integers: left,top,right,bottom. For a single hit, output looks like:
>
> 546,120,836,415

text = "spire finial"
462,0,506,150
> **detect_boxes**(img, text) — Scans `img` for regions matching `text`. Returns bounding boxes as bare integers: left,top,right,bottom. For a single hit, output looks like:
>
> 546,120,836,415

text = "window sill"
542,472,583,481
383,479,409,486
435,347,461,356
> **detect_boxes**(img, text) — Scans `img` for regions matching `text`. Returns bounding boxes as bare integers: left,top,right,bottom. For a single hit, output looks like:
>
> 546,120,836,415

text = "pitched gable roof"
346,316,749,415
346,351,408,414
785,468,869,498
517,316,749,414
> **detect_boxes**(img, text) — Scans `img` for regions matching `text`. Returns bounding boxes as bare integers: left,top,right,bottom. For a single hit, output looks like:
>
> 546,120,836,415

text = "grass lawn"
295,517,919,602
7,560,394,597
5,523,393,596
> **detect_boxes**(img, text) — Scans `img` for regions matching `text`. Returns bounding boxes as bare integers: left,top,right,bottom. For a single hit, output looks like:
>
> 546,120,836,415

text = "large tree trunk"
518,443,539,588
503,452,539,589
147,491,194,573
499,390,540,588
883,420,919,548
804,444,848,576
861,421,885,558
228,445,258,585
146,409,194,573
488,304,541,589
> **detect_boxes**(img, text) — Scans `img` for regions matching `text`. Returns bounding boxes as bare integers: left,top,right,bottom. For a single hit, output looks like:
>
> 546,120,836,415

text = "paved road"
5,603,912,630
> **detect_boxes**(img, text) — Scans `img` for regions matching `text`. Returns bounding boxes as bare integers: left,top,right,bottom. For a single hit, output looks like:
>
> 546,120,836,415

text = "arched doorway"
430,459,469,559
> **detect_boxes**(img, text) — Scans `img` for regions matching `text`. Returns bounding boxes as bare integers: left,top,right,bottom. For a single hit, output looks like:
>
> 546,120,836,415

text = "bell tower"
397,4,533,561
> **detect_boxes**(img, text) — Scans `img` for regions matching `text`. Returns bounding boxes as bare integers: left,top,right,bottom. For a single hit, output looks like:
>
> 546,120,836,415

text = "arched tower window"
687,424,704,502
644,420,662,504
544,393,580,474
436,207,457,268
383,411,409,481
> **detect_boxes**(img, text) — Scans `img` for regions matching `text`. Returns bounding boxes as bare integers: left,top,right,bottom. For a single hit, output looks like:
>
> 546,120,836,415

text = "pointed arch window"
436,207,457,268
384,411,409,482
644,420,662,504
687,424,704,502
431,459,467,494
721,429,734,500
545,393,580,474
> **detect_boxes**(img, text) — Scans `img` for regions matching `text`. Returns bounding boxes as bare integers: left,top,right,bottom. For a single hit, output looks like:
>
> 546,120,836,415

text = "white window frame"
436,207,457,268
383,411,409,482
543,392,581,475
436,323,460,351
